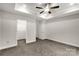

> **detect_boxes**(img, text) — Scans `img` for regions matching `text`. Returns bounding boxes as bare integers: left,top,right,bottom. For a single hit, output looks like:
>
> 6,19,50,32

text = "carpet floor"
0,39,79,56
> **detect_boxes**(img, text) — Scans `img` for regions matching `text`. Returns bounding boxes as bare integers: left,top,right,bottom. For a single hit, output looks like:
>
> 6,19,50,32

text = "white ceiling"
0,3,79,20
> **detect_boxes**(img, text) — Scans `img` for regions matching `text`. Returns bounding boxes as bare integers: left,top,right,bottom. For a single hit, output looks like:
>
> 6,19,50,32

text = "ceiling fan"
36,3,60,14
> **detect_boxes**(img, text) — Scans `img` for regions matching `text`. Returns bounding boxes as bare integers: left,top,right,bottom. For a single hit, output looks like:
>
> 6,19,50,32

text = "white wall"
26,19,36,43
45,14,79,47
36,21,39,37
36,20,46,40
16,18,36,44
38,21,46,39
0,14,2,45
0,11,17,50
16,19,27,40
0,10,36,50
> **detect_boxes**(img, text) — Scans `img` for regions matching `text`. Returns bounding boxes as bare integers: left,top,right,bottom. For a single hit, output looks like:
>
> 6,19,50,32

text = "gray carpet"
0,39,79,56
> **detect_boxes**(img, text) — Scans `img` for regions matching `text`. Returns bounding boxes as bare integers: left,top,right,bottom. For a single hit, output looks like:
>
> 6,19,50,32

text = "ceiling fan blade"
50,6,59,9
40,11,44,14
36,7,43,9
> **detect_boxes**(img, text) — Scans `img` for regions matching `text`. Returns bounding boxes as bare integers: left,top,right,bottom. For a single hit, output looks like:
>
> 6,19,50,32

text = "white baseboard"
47,38,79,47
0,43,17,50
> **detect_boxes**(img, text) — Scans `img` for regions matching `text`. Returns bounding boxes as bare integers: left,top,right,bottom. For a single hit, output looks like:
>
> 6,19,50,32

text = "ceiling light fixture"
36,3,59,14
40,13,53,19
36,3,59,19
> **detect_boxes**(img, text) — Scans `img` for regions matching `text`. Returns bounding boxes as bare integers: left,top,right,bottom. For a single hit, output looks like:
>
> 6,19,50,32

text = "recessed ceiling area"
0,3,79,20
